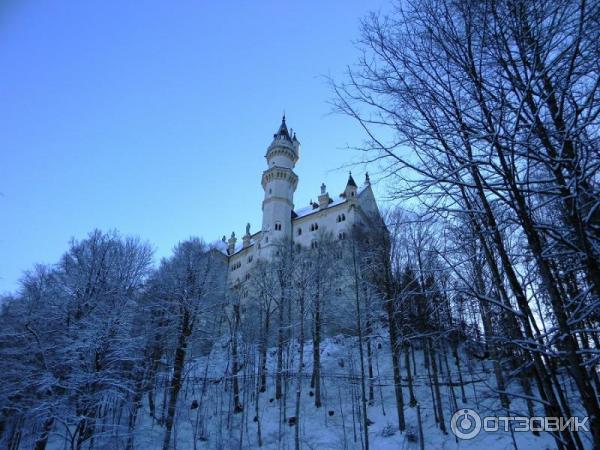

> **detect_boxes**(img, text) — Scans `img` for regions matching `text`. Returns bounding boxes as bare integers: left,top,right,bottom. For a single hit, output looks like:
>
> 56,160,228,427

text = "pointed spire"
347,171,357,188
273,114,292,142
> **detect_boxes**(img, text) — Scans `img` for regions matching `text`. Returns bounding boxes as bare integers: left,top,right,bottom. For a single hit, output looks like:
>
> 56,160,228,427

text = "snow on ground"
47,333,584,449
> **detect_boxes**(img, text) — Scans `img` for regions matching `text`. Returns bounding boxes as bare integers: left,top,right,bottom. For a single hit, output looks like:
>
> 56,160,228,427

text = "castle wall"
291,202,353,248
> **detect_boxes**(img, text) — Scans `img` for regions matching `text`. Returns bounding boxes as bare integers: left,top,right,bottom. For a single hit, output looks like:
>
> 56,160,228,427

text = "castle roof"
292,183,369,220
273,115,292,142
346,172,357,188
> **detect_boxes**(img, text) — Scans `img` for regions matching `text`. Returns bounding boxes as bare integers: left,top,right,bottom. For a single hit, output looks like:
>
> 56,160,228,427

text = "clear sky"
0,0,391,294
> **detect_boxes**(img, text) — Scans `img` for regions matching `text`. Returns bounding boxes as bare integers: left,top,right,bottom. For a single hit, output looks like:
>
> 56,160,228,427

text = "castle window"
311,241,318,249
275,222,282,231
248,255,253,263
338,232,346,240
245,273,251,281
335,287,343,296
297,228,302,236
337,214,346,222
310,223,319,232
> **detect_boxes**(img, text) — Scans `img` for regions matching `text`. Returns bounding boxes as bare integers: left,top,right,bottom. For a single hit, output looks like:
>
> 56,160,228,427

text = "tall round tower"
260,115,299,254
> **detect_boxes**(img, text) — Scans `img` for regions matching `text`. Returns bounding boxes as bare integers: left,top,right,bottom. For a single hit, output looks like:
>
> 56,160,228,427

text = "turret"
227,232,237,255
318,183,331,209
343,172,358,200
265,115,299,169
260,115,299,254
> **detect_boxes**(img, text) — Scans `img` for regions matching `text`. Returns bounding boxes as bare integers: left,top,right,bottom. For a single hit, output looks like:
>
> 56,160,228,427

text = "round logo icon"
451,408,481,440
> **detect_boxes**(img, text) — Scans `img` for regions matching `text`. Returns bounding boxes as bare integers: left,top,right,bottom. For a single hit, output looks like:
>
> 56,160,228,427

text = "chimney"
227,232,237,255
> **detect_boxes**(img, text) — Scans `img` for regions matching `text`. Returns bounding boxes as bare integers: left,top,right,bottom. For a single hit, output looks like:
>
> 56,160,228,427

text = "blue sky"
0,0,390,293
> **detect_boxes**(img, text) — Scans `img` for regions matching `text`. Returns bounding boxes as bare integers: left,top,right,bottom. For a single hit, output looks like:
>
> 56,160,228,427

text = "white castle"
215,116,380,286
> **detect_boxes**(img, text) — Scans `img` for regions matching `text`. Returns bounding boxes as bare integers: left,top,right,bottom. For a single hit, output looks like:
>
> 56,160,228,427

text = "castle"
215,116,380,286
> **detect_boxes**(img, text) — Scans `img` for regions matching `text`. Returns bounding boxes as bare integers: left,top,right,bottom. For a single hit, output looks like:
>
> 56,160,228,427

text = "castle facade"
216,116,380,286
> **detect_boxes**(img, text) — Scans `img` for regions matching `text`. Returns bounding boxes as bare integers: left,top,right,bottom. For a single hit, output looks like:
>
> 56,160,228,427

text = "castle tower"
260,115,299,254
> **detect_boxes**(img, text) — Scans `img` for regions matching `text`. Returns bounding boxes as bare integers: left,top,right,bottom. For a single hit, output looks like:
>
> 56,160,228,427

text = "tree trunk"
428,338,446,434
384,295,405,431
162,310,190,450
404,342,417,407
352,243,369,450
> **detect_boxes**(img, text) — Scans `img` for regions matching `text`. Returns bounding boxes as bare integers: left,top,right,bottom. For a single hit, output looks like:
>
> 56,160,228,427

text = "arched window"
297,228,302,236
311,241,318,249
338,232,346,240
335,287,343,296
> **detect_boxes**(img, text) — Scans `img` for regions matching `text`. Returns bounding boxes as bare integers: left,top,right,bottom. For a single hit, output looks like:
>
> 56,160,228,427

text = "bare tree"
333,0,600,446
153,240,227,450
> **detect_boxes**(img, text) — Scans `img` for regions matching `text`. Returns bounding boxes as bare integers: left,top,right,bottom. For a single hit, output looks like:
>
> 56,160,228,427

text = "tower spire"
274,114,291,141
347,171,357,188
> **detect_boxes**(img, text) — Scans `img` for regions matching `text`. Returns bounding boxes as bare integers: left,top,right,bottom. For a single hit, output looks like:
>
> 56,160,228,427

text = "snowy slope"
46,333,583,449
